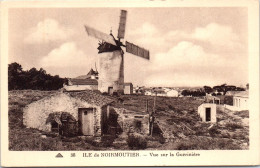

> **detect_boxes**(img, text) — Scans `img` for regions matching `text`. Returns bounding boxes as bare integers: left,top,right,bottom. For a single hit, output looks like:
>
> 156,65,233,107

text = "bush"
234,111,249,118
225,122,243,131
168,105,175,111
208,125,220,137
100,135,115,147
127,133,147,150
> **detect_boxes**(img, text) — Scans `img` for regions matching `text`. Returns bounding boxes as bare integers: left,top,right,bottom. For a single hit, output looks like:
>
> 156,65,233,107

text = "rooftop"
124,82,133,86
225,91,242,96
69,79,98,85
66,90,114,107
234,91,249,98
74,68,98,80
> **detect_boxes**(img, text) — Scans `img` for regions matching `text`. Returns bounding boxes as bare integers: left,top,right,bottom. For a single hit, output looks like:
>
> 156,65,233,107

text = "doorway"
205,108,211,122
78,108,95,136
108,87,113,95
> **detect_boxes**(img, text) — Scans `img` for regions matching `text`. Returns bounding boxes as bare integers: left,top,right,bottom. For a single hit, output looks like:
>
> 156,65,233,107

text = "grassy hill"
8,90,249,150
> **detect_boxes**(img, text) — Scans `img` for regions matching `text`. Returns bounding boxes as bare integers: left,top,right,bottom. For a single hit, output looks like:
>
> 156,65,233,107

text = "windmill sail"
126,41,150,60
117,10,127,39
84,25,117,46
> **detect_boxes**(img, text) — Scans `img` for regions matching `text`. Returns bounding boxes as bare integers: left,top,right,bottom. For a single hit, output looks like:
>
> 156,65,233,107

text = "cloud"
166,23,241,48
152,41,221,68
124,22,245,87
40,42,94,72
131,22,158,36
41,42,91,67
25,18,74,44
143,41,241,87
191,23,240,48
130,22,241,52
128,22,165,51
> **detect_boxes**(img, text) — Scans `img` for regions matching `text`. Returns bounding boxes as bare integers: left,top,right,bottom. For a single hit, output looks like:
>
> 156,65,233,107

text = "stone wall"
23,93,104,136
114,108,150,135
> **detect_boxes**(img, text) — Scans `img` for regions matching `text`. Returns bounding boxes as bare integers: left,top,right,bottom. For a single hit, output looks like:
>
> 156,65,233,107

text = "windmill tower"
84,10,150,94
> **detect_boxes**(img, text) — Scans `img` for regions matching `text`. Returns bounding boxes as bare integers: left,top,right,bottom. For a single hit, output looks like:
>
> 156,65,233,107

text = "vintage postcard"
1,0,259,167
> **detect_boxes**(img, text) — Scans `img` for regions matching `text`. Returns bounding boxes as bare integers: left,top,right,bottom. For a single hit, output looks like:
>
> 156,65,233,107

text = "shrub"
234,111,249,118
208,125,220,137
168,105,175,111
156,105,166,112
127,133,147,150
100,135,115,147
225,122,243,131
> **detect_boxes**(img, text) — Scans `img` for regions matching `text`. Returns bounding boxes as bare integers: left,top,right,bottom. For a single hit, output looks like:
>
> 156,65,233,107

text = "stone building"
23,90,151,137
23,91,113,136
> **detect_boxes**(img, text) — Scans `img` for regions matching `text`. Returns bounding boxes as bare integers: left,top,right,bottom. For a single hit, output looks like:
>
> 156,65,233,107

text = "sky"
8,7,248,87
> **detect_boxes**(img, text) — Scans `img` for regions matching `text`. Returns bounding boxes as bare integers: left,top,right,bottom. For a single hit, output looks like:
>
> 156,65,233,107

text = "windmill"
84,10,150,94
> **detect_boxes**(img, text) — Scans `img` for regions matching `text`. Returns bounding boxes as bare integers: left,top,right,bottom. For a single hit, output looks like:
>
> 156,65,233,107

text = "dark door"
108,87,113,95
79,108,94,135
206,108,211,121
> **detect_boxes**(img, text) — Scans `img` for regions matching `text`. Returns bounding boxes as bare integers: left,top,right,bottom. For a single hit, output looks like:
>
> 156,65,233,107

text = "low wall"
223,104,238,111
114,108,150,135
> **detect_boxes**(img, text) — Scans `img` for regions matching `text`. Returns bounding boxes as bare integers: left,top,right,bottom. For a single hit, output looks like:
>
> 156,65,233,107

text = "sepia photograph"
1,0,259,167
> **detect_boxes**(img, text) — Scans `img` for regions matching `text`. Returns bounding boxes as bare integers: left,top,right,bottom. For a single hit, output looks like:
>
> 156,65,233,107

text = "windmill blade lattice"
126,41,150,60
117,10,127,39
84,25,117,46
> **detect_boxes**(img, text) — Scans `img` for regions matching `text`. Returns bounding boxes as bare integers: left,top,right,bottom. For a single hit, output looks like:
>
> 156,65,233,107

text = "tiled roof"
66,90,114,107
75,69,98,79
69,79,98,85
124,83,133,86
234,91,249,98
87,68,98,76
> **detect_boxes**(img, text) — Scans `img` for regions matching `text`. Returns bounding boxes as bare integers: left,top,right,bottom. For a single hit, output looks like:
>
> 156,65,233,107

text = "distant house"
153,89,167,97
157,91,166,97
225,91,241,96
134,86,144,95
205,96,221,104
85,68,99,79
166,90,178,97
76,68,98,80
64,78,98,91
163,88,171,92
198,103,217,123
145,90,152,96
233,91,249,110
124,83,133,95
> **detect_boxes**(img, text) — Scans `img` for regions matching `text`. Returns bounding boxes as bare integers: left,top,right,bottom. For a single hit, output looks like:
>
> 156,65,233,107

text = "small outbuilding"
23,90,114,136
124,83,133,95
198,103,217,123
